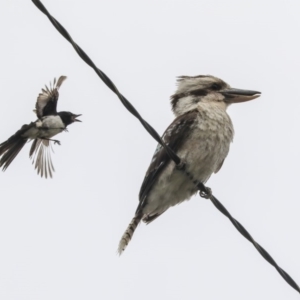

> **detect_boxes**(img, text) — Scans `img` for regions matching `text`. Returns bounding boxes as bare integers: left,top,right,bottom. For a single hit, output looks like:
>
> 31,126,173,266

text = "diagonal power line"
31,0,300,294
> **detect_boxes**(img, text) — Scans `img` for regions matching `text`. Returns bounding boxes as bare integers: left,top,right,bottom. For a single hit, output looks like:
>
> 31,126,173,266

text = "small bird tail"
29,139,55,179
0,135,27,171
118,214,143,255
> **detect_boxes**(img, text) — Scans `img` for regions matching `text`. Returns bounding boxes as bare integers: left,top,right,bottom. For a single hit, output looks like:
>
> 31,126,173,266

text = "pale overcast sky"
0,1,300,299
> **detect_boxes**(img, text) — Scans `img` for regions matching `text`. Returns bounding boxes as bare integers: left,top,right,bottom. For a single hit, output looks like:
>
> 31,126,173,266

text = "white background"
0,1,300,299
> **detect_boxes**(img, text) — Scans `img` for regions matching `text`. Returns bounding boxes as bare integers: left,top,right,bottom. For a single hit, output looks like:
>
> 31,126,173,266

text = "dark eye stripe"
170,89,208,111
189,89,208,97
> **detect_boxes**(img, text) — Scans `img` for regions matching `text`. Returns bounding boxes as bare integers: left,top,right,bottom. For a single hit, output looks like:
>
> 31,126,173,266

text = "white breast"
37,115,65,138
143,105,234,218
40,115,65,129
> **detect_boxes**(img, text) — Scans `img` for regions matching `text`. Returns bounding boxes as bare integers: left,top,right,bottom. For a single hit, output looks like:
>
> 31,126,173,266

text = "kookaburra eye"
211,83,220,90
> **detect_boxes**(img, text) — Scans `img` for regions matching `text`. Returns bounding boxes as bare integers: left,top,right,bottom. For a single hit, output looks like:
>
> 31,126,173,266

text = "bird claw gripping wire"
176,160,212,199
199,187,212,199
176,160,186,171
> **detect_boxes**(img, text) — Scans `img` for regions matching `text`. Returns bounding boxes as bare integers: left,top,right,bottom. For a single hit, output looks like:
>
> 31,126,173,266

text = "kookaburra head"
171,75,261,117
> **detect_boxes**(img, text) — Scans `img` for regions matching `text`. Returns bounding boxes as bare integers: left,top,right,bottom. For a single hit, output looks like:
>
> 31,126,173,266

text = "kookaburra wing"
0,76,81,178
138,109,199,222
118,75,260,254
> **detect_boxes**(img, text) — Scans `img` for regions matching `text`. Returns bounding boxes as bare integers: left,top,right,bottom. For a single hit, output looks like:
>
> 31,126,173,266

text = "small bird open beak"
222,88,261,103
73,114,82,122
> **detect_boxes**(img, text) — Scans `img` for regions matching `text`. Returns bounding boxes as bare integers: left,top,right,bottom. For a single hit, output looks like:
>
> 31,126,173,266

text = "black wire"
209,195,300,293
31,0,300,294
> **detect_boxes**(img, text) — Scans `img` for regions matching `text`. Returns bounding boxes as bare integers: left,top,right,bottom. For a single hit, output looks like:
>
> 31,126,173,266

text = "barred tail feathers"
118,214,142,255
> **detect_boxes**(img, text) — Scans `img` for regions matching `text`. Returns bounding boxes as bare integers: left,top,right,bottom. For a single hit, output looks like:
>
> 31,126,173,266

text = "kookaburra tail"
118,214,142,254
118,75,261,254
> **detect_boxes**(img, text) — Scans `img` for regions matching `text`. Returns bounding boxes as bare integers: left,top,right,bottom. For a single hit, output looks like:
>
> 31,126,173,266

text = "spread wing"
138,110,198,209
35,76,67,119
29,139,55,178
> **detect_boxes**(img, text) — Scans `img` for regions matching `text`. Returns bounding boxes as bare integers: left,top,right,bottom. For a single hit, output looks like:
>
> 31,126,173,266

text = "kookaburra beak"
73,114,82,122
221,88,261,103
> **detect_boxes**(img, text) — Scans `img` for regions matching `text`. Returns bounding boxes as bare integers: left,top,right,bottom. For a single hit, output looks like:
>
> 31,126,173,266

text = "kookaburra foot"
200,186,212,199
176,160,186,171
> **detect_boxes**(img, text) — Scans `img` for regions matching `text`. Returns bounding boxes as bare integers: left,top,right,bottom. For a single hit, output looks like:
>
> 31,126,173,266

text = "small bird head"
58,111,82,126
170,75,261,116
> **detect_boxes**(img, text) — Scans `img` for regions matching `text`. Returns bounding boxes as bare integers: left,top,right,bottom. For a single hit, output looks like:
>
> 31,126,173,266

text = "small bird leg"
42,138,61,145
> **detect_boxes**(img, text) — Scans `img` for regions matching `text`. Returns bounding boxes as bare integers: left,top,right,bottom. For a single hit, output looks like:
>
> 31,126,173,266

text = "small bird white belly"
22,116,65,139
40,115,64,129
39,116,65,138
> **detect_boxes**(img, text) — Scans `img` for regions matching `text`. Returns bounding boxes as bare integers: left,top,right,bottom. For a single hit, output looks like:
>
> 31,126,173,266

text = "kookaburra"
118,75,260,254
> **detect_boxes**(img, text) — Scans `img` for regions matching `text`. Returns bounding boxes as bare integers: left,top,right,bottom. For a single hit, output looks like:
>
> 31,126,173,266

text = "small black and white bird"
118,75,260,254
0,76,81,178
